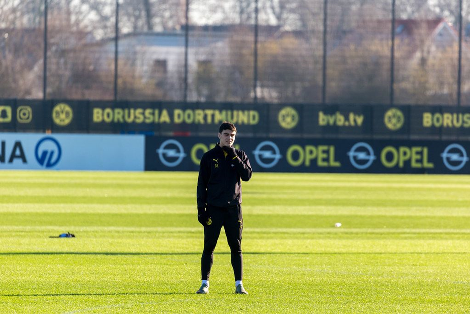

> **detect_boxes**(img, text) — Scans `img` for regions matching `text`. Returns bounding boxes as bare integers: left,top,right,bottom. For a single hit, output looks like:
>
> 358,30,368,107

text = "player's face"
218,129,236,147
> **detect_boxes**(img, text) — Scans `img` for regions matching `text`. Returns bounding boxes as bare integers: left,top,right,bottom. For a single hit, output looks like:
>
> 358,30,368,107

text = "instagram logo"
17,106,32,123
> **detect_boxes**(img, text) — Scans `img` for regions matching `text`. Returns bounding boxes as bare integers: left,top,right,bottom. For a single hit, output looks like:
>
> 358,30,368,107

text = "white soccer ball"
335,222,342,228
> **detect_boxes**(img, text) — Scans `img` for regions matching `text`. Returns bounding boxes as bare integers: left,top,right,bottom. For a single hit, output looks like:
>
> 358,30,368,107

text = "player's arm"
196,154,211,226
235,150,253,181
197,154,210,208
224,147,252,181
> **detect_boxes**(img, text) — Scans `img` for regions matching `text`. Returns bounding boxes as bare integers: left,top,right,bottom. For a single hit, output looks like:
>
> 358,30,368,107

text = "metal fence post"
390,0,396,106
184,0,189,103
114,0,119,102
43,0,48,100
458,0,463,107
253,0,259,103
322,0,328,105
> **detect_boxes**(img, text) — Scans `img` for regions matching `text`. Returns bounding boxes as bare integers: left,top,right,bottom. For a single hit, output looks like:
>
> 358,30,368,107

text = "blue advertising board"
145,136,470,174
0,133,144,171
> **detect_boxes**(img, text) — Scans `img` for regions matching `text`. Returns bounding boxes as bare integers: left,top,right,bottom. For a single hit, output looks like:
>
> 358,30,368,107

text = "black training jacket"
197,144,252,209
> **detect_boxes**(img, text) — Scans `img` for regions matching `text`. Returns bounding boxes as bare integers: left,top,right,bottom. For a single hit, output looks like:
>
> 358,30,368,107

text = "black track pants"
201,204,243,281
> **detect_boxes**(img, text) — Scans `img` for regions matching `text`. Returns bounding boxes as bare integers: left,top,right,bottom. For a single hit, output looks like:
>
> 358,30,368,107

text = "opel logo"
441,143,469,171
156,139,187,167
347,142,376,170
253,141,282,169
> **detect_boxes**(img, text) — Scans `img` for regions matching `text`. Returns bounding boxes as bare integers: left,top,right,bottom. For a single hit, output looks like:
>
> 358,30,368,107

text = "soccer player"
196,121,253,294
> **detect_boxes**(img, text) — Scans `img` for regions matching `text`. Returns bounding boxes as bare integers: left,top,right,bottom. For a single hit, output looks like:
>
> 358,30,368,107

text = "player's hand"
198,207,211,226
223,146,237,158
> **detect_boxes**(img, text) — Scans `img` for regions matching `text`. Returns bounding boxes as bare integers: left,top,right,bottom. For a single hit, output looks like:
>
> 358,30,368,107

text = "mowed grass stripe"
1,196,469,209
3,178,470,189
2,203,470,217
1,212,469,229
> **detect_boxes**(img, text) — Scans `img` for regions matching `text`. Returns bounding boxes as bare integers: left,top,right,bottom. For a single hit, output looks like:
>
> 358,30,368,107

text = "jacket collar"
214,143,228,157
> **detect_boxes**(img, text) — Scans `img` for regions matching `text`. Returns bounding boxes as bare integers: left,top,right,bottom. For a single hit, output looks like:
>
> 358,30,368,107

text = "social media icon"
17,106,32,123
0,106,12,123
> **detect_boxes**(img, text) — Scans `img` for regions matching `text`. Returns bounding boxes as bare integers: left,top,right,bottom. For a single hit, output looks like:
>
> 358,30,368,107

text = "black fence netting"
1,0,470,106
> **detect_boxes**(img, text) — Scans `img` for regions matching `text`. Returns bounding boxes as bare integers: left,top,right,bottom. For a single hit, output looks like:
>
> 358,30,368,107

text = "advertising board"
0,133,144,171
145,136,470,174
3,99,470,140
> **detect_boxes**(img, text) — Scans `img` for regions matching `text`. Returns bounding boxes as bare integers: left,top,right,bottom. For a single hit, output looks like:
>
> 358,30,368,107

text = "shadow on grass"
0,251,468,256
1,291,192,297
0,252,201,256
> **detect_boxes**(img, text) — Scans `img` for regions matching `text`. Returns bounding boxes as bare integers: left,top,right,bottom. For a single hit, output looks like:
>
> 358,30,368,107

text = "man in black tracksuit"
196,122,253,295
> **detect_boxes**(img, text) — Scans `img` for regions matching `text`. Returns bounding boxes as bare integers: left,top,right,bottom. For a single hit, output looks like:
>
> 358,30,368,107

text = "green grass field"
1,171,469,313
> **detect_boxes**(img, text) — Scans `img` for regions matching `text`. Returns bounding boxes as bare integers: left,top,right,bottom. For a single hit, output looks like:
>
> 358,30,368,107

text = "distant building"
75,25,281,101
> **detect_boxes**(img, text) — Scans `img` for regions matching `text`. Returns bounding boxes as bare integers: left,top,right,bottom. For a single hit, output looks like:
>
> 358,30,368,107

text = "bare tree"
257,0,324,33
264,0,287,25
116,0,184,32
143,0,154,31
0,0,44,28
0,28,43,98
327,40,391,105
237,0,254,24
426,0,462,23
393,19,460,105
222,31,254,102
253,33,323,103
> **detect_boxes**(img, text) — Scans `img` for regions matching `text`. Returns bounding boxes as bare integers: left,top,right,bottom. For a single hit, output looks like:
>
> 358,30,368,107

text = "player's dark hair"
219,121,237,133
